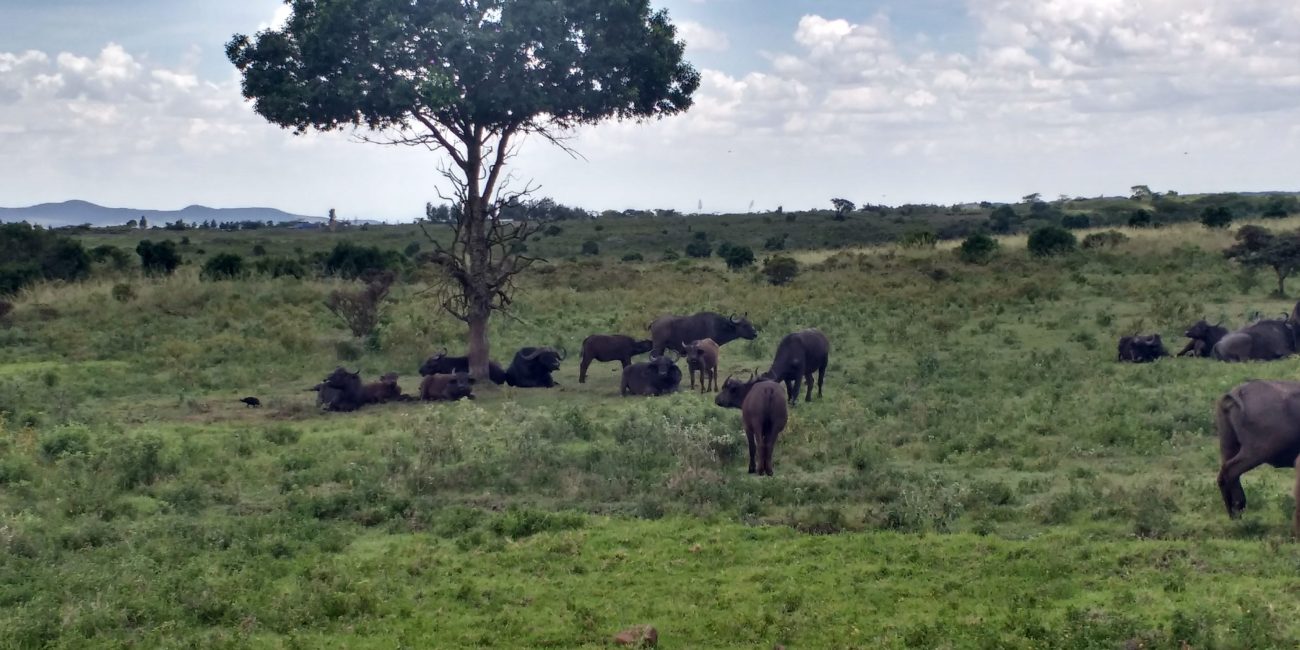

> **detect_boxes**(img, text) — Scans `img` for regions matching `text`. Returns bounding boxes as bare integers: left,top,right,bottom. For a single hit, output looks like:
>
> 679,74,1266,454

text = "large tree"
228,0,698,378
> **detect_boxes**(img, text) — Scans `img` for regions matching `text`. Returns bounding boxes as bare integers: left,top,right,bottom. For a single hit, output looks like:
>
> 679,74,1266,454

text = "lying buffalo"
1117,334,1167,363
648,312,757,357
1177,320,1228,358
620,353,682,396
312,367,365,412
715,374,789,476
505,346,565,388
762,328,830,405
1214,380,1300,536
418,349,508,384
579,334,653,383
360,372,405,404
684,338,720,393
420,372,476,402
1212,316,1298,362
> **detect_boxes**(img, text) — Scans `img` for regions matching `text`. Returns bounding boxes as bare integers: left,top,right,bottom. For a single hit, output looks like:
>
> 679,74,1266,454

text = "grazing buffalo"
313,367,365,412
684,338,720,393
240,396,261,408
579,334,654,383
648,312,757,357
419,372,476,402
418,349,508,384
620,353,683,396
715,374,789,476
360,372,405,404
1214,380,1300,536
762,328,830,405
1116,334,1168,363
505,346,566,388
1212,317,1298,362
1177,320,1229,358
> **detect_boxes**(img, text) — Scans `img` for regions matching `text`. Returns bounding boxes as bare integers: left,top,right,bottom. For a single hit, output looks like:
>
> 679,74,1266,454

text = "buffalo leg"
1218,453,1260,518
690,368,697,390
816,364,826,398
745,429,757,474
579,357,592,383
788,377,801,406
1294,456,1300,539
803,372,814,402
709,367,718,392
761,431,778,476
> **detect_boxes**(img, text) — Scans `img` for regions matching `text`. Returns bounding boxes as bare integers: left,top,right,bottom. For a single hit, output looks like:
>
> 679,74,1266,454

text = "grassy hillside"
4,216,1300,647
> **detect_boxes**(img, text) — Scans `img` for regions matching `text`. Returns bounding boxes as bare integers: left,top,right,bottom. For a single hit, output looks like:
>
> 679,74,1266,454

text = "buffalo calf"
684,338,720,393
420,372,476,402
715,376,789,476
579,334,653,383
1116,334,1167,363
360,372,404,404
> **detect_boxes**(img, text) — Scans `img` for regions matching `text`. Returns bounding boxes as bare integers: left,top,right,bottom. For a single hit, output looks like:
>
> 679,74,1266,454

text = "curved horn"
729,313,738,323
723,372,735,385
522,348,541,360
558,346,568,361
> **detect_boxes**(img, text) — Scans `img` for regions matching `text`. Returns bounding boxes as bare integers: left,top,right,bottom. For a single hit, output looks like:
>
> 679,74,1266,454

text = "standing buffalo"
505,346,566,388
418,349,508,384
715,374,789,476
1116,334,1168,363
579,334,653,383
684,338,720,393
620,353,682,396
312,367,365,412
360,372,405,404
1211,313,1298,362
1177,320,1228,358
1214,380,1300,536
762,328,830,404
648,312,757,357
420,372,476,402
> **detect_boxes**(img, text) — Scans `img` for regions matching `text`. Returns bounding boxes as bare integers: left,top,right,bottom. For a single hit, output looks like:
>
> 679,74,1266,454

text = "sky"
2,0,1300,221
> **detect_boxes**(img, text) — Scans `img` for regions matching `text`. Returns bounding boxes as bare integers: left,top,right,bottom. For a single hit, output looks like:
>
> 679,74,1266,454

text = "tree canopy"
1225,225,1300,296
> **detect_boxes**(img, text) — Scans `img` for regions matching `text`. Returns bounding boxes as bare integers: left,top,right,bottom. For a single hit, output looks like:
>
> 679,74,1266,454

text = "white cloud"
677,21,730,52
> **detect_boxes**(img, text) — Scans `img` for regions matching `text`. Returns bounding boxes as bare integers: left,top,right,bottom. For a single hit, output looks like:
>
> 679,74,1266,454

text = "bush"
580,240,599,256
324,242,402,279
544,225,563,236
661,249,680,262
403,241,420,258
957,233,998,264
88,245,134,272
0,223,92,295
1061,214,1091,229
762,255,799,286
899,228,937,249
717,243,755,270
684,240,712,259
763,234,787,251
253,257,307,279
252,244,267,256
201,253,244,280
326,271,395,338
1201,206,1233,229
988,205,1017,233
111,283,136,302
1027,226,1077,257
1081,230,1129,249
1127,209,1153,228
136,240,181,276
621,253,644,262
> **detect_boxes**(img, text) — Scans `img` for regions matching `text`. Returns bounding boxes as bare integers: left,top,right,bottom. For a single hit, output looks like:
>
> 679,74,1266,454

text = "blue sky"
3,0,1300,220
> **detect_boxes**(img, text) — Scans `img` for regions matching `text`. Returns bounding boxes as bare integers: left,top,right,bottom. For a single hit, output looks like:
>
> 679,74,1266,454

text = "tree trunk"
1276,267,1286,298
467,301,491,381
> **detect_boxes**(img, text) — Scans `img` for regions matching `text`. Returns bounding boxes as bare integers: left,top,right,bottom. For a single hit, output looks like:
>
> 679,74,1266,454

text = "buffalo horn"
558,346,568,361
522,348,541,360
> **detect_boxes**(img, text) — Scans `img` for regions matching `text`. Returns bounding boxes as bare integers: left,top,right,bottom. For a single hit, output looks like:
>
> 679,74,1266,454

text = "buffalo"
648,312,757,357
684,338,720,393
360,372,405,404
762,328,830,405
1211,312,1298,362
505,346,566,388
1116,334,1168,363
715,374,789,476
418,349,508,384
1177,320,1228,358
620,353,683,396
312,367,365,412
1214,380,1300,536
579,334,654,383
420,372,476,402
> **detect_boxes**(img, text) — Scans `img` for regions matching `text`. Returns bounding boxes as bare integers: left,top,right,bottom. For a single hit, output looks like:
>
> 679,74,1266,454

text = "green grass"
4,216,1300,647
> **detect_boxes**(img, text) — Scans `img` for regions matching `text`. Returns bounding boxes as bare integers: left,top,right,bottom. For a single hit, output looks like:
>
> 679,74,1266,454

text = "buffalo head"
1185,320,1220,339
445,372,476,399
418,348,449,376
714,372,755,409
524,346,564,371
729,313,758,340
322,367,362,390
648,353,678,379
631,339,654,356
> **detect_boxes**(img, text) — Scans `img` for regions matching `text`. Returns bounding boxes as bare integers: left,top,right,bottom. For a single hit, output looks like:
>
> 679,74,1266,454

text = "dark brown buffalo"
579,334,653,383
418,349,508,384
1177,320,1229,358
1117,334,1167,363
1214,380,1300,536
360,372,404,404
715,375,789,476
419,372,476,402
648,312,757,357
505,346,565,388
762,328,830,404
684,338,720,393
312,367,365,412
620,353,682,396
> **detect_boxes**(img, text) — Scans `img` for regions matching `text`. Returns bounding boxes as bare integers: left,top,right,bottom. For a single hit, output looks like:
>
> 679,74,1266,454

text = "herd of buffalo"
309,312,830,477
1119,302,1300,535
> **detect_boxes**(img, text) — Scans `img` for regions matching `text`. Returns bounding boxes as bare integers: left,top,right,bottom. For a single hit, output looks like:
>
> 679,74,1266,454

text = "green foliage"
661,249,681,262
1081,230,1129,249
135,240,180,277
88,245,134,272
762,255,799,285
716,243,755,270
830,198,855,221
899,228,937,249
620,253,643,262
1128,209,1153,227
1027,226,1077,257
1060,214,1091,229
1201,206,1233,229
763,234,787,251
253,257,307,279
957,233,999,264
402,241,420,258
0,223,92,295
580,240,599,256
323,242,401,279
110,283,136,302
684,239,712,259
200,253,245,281
1224,225,1300,296
252,244,267,256
988,205,1017,233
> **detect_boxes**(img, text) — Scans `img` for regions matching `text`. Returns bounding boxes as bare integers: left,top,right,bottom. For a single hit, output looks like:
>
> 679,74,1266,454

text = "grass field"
4,214,1300,647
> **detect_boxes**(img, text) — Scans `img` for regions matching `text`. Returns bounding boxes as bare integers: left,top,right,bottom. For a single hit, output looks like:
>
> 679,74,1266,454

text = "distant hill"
0,200,327,227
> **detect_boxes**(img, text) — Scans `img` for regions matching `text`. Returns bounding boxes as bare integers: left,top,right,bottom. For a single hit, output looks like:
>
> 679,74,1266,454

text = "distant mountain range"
0,200,329,227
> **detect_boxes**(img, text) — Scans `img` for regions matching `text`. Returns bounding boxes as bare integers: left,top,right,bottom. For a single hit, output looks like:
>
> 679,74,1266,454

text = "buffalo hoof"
748,468,756,474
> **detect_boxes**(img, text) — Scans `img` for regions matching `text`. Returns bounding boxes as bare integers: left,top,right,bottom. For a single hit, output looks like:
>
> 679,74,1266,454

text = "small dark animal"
648,311,757,357
418,348,508,384
579,334,654,383
1214,380,1300,536
1177,319,1228,358
240,396,261,408
762,328,830,404
1116,334,1167,363
715,374,789,476
505,346,566,388
683,338,720,393
360,372,404,404
620,353,683,396
419,372,476,402
312,367,365,412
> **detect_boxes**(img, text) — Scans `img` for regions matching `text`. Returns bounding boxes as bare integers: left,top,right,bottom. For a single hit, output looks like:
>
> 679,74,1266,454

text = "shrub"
1081,230,1129,249
661,249,681,262
684,240,712,258
89,245,134,272
403,241,420,257
543,224,563,236
621,253,643,262
763,234,787,251
0,224,92,294
762,255,799,286
111,283,136,302
988,205,1017,233
717,243,755,270
1061,214,1091,229
324,242,401,279
1201,206,1233,229
201,253,244,280
957,233,998,264
1127,209,1153,228
136,240,181,276
899,228,937,249
580,240,599,256
253,257,307,279
1027,226,1077,257
252,244,267,256
326,271,395,338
